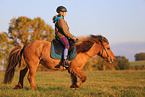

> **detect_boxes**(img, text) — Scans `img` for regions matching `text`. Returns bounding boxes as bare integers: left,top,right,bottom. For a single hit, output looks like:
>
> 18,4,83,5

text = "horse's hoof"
76,83,81,88
13,85,22,89
70,84,79,89
71,87,78,90
32,87,37,90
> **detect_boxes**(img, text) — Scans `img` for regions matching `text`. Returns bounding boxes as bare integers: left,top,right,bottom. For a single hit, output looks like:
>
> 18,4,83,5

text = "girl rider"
52,6,77,68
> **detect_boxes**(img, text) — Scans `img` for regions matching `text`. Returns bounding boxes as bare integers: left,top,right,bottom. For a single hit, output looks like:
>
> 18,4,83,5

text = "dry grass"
0,70,145,97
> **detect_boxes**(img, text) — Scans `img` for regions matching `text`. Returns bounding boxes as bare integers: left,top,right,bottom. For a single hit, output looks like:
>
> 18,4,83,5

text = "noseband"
100,43,113,62
100,43,109,58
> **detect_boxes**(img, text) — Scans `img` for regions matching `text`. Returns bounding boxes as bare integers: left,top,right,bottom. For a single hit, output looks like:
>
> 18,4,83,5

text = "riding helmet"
56,6,67,13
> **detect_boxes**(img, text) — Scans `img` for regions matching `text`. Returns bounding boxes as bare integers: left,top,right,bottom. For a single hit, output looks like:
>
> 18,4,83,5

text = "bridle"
100,43,109,58
85,42,112,62
100,43,113,62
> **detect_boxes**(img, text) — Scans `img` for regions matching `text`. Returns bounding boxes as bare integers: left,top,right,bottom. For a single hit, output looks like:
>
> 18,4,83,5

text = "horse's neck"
85,43,101,58
75,43,101,68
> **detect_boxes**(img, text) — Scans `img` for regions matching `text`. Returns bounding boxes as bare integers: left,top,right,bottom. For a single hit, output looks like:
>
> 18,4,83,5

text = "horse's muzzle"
108,57,116,63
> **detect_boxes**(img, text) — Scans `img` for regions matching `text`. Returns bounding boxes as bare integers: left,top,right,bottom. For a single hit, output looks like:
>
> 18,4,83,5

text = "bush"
0,69,3,72
83,56,121,71
135,53,145,61
115,56,130,70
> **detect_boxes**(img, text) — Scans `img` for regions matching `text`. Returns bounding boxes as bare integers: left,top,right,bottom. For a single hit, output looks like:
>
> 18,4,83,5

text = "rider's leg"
63,48,68,59
60,37,69,67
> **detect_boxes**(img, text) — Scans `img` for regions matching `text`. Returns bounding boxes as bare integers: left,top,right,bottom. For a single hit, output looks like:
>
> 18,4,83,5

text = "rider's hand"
72,37,77,41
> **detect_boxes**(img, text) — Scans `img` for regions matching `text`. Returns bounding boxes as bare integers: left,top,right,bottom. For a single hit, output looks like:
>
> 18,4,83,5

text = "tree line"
83,56,130,71
0,16,145,71
135,53,145,61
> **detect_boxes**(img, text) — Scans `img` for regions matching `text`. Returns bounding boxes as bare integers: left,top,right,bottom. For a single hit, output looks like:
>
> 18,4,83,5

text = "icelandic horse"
3,35,116,90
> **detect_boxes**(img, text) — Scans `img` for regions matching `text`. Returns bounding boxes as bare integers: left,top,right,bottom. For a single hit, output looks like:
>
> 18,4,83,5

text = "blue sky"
0,0,145,44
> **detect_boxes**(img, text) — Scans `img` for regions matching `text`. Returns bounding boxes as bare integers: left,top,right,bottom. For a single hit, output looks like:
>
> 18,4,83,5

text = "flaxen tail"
3,45,24,84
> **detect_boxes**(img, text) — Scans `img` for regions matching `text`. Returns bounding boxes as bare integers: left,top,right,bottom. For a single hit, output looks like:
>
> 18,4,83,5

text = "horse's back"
23,40,51,60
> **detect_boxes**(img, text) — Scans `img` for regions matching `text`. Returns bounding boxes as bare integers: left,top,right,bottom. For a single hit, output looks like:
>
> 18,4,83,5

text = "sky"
0,0,145,45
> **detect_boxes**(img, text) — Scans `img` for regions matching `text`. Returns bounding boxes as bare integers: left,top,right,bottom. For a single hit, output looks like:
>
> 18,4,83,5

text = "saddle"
50,39,77,60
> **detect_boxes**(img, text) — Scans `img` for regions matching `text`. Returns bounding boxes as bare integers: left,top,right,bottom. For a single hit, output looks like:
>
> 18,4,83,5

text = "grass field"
130,61,145,66
0,70,145,97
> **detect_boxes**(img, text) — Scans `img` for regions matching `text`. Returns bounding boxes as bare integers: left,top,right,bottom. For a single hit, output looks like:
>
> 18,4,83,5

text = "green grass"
0,70,145,97
130,61,145,66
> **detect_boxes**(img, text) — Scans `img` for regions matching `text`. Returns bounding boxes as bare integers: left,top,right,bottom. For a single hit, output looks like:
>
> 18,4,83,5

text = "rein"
101,43,109,57
84,43,110,61
84,52,93,58
101,43,113,62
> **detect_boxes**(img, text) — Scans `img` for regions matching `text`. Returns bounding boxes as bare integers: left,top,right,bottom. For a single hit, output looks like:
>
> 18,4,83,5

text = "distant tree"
8,16,54,45
30,17,54,41
134,53,145,61
0,69,2,72
84,56,130,71
115,56,130,70
8,17,31,45
0,32,13,68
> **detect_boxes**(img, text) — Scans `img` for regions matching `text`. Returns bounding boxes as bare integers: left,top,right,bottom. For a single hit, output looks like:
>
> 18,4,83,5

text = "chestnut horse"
3,35,115,90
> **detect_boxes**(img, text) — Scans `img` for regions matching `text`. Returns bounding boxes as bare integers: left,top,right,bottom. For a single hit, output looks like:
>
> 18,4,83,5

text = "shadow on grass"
36,86,64,91
21,86,65,91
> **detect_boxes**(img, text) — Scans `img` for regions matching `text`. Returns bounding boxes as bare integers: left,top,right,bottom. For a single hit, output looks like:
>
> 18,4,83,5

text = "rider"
52,6,77,68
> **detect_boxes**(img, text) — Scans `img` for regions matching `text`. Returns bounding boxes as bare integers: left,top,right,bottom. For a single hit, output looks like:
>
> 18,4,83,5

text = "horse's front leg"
70,73,78,89
70,68,87,89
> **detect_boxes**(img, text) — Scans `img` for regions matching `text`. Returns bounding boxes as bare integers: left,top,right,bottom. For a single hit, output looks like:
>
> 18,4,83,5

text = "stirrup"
61,59,69,69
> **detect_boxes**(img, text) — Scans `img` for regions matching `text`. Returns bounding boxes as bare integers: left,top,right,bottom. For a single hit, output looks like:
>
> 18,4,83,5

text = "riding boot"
61,48,70,69
61,59,69,69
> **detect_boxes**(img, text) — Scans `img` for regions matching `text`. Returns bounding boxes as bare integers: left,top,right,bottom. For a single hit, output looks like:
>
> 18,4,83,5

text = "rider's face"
59,11,66,17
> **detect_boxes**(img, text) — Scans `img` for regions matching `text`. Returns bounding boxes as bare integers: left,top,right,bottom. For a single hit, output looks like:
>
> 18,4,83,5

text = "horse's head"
90,35,115,63
98,39,116,63
76,35,116,63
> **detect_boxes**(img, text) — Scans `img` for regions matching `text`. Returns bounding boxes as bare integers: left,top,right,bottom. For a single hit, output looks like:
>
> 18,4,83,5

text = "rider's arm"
57,18,74,39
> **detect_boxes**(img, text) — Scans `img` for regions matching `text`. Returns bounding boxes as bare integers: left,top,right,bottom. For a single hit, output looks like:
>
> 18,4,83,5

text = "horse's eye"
107,48,110,50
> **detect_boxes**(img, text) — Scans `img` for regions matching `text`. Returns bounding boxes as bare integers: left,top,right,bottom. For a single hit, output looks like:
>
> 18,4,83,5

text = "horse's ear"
101,36,109,44
90,34,102,44
101,37,105,42
90,34,96,38
100,37,105,44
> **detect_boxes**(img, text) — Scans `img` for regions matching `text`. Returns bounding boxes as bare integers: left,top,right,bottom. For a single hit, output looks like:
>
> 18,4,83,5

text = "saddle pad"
50,39,77,60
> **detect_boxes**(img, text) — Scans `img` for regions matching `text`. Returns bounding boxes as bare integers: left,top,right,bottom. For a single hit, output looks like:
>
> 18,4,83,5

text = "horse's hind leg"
14,66,29,89
27,61,39,90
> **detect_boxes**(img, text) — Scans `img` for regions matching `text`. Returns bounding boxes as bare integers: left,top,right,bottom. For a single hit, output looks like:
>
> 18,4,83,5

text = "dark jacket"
55,18,74,39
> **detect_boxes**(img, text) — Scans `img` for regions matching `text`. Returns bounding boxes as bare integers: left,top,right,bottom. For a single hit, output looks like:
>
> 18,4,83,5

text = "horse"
3,35,116,90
